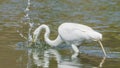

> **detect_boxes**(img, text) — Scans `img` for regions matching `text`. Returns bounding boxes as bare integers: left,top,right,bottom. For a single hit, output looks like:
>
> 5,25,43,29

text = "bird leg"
71,44,79,58
98,41,107,57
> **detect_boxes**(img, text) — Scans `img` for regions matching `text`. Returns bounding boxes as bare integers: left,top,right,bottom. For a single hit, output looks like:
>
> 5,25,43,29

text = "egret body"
32,23,107,57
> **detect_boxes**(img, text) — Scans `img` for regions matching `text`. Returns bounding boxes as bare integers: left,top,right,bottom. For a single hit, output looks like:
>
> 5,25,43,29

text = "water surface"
0,0,120,68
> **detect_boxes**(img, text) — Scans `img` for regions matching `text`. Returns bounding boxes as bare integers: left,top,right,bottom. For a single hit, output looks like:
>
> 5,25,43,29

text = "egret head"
32,27,41,43
32,34,38,43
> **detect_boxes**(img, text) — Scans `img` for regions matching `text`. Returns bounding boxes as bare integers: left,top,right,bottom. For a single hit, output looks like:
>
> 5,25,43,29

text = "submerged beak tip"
32,39,35,43
32,36,35,42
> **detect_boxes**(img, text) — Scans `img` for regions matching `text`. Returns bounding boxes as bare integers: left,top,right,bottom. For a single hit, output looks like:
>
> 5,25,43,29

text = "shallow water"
0,0,120,68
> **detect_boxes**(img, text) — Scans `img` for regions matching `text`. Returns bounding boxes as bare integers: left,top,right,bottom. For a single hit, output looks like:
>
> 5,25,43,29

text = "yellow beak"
32,35,35,43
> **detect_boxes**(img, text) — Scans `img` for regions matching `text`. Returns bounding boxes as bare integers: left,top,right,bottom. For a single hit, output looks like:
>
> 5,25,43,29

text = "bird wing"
58,23,93,42
71,25,102,41
58,28,90,45
72,23,93,32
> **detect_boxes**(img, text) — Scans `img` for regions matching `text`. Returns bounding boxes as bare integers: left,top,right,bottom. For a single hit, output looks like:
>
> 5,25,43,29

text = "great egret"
32,22,107,57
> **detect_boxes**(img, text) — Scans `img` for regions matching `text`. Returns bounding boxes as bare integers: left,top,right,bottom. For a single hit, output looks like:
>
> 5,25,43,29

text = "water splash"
17,0,34,45
24,0,34,42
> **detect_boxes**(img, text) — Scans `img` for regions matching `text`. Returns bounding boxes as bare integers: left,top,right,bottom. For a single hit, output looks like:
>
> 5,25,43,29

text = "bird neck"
40,24,62,47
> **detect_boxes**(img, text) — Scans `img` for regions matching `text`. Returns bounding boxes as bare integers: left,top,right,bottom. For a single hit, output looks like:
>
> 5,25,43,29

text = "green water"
0,0,120,68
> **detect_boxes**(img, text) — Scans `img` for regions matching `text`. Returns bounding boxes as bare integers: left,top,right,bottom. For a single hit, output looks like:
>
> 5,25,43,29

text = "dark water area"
0,0,120,68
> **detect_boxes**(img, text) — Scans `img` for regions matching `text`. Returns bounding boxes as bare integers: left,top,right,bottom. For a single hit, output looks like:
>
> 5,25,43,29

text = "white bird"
32,22,107,57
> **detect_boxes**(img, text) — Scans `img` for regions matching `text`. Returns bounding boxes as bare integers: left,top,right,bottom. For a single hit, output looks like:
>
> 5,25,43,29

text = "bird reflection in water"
26,43,62,68
99,57,106,68
26,47,82,68
24,46,106,68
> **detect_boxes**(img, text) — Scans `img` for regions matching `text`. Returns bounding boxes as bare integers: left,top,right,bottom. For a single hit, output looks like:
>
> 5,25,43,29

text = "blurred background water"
0,0,120,68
